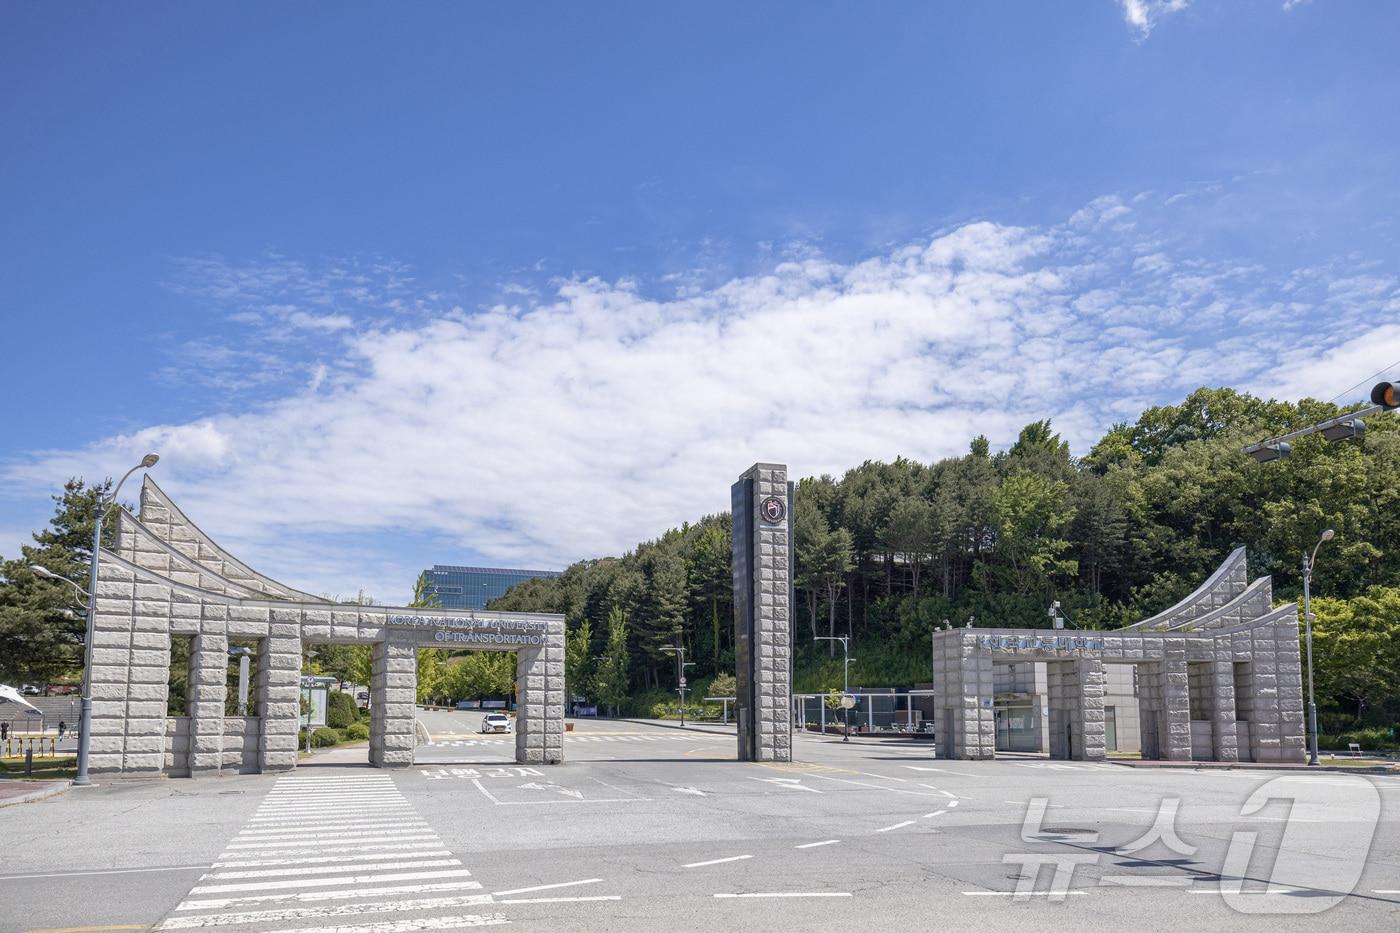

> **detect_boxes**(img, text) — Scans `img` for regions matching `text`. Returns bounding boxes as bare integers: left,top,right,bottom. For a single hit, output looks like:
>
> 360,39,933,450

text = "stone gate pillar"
370,639,417,768
187,633,228,776
515,622,566,764
257,632,300,772
732,463,793,762
932,634,994,759
1211,659,1240,762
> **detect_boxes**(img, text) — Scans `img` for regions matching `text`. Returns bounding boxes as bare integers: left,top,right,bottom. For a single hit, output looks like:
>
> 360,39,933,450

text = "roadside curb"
1106,760,1399,775
0,780,71,809
614,718,735,738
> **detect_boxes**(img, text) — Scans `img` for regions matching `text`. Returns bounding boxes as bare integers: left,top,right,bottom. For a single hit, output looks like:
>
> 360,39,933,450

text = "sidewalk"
0,779,70,808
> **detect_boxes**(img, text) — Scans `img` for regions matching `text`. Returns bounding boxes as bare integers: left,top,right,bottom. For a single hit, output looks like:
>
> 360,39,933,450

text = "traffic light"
1321,419,1365,442
1372,382,1399,409
1247,442,1290,463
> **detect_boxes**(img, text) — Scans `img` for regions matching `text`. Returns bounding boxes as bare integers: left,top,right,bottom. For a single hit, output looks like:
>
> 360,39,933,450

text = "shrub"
345,722,370,741
311,727,341,748
327,691,359,729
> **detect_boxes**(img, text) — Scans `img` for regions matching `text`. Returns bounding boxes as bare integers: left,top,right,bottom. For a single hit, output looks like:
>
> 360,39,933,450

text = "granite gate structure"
731,462,794,762
930,547,1306,763
88,477,565,777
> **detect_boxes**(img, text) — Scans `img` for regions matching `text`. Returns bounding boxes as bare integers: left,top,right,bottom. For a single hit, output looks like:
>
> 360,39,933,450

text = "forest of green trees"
490,387,1400,733
2,386,1398,737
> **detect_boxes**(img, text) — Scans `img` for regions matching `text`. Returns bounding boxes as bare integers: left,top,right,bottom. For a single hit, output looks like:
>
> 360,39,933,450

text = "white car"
480,713,513,734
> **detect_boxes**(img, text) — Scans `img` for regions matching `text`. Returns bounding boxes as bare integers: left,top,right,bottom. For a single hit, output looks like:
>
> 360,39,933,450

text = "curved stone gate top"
89,477,565,777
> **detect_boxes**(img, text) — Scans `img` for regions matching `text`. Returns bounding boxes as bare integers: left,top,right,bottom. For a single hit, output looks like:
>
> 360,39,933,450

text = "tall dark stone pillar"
732,463,793,762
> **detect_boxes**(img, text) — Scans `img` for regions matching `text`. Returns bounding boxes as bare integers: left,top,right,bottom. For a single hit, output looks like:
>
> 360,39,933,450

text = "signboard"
679,676,687,687
839,694,856,709
387,613,549,647
975,634,1107,653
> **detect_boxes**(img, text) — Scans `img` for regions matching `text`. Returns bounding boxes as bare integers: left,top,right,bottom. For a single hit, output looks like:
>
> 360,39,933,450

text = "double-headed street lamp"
1301,529,1334,767
816,635,855,741
34,454,160,786
660,645,694,727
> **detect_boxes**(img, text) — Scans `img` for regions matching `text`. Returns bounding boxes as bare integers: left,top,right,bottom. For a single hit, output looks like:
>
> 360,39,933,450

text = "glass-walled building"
420,565,561,610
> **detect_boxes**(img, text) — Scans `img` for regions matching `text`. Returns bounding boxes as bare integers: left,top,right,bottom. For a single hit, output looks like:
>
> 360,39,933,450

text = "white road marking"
237,823,431,835
232,828,433,842
1100,876,1191,887
713,892,852,899
794,840,840,849
747,777,821,794
683,855,753,868
157,895,495,929
491,878,602,897
0,864,209,881
805,774,943,798
921,810,947,819
901,766,977,777
214,851,454,869
224,836,439,850
495,896,620,905
177,880,487,910
876,821,915,833
1186,889,1297,895
189,868,476,895
258,913,508,932
204,859,462,880
1374,890,1400,894
962,891,1087,896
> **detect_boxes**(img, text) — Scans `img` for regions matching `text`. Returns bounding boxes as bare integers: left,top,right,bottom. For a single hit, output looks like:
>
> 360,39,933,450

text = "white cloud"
1118,0,1190,39
6,195,1396,601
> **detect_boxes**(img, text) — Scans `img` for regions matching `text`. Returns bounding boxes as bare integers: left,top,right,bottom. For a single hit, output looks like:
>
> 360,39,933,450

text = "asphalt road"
2,712,1397,933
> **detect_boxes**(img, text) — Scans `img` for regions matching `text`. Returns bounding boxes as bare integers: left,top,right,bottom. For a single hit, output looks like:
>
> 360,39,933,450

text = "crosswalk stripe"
189,868,476,895
214,851,455,869
176,879,487,910
261,914,509,932
224,835,439,850
204,858,462,880
156,894,496,929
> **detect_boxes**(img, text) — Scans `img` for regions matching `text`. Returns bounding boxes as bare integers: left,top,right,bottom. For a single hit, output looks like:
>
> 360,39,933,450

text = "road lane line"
794,840,840,849
921,810,947,819
876,820,915,832
0,864,210,881
713,892,851,899
232,828,433,842
683,855,753,868
961,891,1087,896
495,896,622,904
491,878,602,897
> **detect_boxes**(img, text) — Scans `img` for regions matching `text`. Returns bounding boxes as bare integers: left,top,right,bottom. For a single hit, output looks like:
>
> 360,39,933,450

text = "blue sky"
3,1,1398,603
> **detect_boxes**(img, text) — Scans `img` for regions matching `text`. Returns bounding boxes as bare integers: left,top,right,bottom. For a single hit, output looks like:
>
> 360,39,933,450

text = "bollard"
25,746,33,777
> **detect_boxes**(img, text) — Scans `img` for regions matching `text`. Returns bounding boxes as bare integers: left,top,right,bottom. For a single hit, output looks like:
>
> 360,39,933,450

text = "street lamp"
660,645,694,727
71,453,160,786
816,635,854,742
303,649,319,753
1301,528,1334,767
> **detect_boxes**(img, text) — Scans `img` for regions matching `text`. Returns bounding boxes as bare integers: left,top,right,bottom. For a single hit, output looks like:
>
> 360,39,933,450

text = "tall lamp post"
1301,528,1333,767
816,635,854,741
660,645,694,727
54,453,161,787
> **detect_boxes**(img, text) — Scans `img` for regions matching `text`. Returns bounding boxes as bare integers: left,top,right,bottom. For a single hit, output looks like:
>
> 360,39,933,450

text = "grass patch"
0,754,77,781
